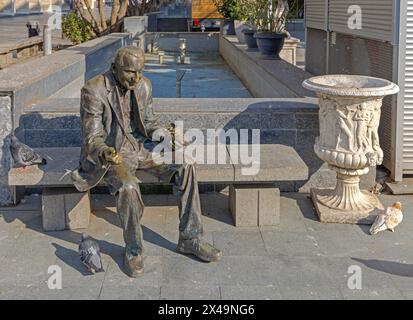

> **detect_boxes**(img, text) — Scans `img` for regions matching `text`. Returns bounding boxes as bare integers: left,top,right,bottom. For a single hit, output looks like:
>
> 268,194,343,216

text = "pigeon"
78,233,105,273
369,202,403,235
10,134,46,168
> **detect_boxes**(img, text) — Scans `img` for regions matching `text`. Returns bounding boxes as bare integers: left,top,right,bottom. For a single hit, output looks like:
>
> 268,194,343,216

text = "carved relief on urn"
303,75,399,224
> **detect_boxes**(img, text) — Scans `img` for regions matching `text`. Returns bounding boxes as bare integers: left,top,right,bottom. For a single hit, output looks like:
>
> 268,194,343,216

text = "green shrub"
62,11,94,45
213,0,246,21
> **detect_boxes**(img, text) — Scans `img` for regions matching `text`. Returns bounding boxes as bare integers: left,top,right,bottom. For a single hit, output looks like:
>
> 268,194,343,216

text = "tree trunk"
111,0,120,26
98,0,107,30
118,0,129,21
82,0,104,34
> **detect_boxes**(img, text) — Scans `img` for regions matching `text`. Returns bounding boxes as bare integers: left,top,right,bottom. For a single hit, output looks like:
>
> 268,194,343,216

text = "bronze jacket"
72,70,160,192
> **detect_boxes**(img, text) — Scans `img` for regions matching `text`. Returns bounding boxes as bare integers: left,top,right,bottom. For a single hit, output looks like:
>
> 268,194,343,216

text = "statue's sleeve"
80,87,108,160
143,80,162,139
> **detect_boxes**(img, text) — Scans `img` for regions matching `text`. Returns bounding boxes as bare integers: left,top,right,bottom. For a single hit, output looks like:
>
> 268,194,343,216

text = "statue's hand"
101,147,122,165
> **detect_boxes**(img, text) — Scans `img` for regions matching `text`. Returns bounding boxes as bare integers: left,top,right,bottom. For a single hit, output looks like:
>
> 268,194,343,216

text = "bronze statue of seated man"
72,46,222,278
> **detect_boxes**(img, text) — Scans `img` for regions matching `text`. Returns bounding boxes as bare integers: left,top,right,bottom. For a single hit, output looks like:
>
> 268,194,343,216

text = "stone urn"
302,75,399,224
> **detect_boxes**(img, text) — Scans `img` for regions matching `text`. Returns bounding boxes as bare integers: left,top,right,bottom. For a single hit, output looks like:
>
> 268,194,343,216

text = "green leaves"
62,11,95,45
240,0,290,33
212,0,247,21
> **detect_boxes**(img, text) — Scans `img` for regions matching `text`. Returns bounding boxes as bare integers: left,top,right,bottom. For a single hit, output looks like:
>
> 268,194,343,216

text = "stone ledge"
25,97,319,114
8,145,308,186
219,35,315,98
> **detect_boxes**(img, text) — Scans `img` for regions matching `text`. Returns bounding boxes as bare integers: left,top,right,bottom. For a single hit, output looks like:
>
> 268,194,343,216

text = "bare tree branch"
98,0,107,30
111,0,120,26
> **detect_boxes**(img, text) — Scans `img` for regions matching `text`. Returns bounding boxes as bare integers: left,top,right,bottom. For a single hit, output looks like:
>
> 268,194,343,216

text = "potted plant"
252,0,290,59
239,0,260,49
213,0,244,36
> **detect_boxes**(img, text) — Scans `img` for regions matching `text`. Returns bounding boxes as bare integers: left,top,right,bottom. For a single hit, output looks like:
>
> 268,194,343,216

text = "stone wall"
219,35,315,98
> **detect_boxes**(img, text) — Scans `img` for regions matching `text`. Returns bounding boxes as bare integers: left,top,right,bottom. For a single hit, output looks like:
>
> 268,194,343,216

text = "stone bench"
0,37,43,69
8,145,308,231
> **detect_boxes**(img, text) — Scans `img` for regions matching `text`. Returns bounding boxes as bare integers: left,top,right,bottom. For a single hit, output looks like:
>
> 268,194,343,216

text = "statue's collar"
104,71,144,93
104,72,118,93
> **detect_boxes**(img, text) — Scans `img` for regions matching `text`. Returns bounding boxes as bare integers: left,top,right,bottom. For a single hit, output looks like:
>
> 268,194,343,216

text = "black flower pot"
242,29,258,50
254,32,286,59
221,19,236,35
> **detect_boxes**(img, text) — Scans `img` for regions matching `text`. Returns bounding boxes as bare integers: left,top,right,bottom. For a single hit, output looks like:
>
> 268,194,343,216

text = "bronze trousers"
104,162,204,256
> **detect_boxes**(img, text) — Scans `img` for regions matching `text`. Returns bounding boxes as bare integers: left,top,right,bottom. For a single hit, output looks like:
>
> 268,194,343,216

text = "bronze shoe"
124,252,144,278
177,238,222,262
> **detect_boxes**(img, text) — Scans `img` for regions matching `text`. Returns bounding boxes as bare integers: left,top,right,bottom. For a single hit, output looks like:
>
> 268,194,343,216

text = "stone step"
25,97,80,114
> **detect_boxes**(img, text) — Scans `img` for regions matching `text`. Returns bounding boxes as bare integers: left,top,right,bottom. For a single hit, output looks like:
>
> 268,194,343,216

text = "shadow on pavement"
352,257,413,277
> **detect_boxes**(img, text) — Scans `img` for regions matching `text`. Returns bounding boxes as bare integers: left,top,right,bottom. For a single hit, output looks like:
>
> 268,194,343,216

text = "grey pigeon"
78,233,105,273
10,134,46,168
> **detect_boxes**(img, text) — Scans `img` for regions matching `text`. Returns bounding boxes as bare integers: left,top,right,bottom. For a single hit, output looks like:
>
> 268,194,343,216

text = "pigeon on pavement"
370,202,403,235
78,233,105,273
10,134,46,168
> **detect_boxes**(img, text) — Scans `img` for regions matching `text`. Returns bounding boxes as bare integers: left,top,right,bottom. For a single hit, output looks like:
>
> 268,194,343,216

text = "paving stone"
261,231,321,257
280,284,344,300
199,193,236,232
322,257,404,300
0,285,102,300
0,232,56,287
271,194,308,233
162,255,226,286
104,256,163,287
221,285,282,300
217,257,281,286
274,256,343,299
310,228,370,258
2,192,413,299
212,231,267,256
100,286,160,300
160,285,220,300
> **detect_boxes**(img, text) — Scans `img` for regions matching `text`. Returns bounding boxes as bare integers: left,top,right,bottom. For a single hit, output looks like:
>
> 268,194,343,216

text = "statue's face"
113,54,144,90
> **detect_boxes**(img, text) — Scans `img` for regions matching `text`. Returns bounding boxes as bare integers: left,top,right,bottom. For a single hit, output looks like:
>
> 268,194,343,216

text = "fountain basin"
302,75,399,97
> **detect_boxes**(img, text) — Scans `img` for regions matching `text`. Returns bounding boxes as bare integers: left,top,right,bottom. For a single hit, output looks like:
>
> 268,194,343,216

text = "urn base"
311,188,384,225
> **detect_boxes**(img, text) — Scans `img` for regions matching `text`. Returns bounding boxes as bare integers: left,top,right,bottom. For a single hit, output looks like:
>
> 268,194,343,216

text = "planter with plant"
238,0,260,49
213,0,246,36
251,0,290,59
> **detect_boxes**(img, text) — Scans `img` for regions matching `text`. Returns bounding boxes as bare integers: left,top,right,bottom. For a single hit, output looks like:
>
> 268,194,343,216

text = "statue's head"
112,46,145,90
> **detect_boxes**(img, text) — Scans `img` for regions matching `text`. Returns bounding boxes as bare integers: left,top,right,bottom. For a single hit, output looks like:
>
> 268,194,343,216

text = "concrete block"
229,184,258,226
65,190,91,230
259,187,280,226
0,52,13,68
16,47,31,59
42,188,66,231
229,184,280,227
42,187,91,231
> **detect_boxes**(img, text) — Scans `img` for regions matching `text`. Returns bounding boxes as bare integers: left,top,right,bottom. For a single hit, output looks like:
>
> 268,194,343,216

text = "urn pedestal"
303,75,399,224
